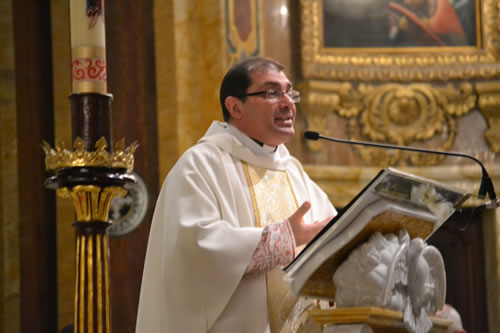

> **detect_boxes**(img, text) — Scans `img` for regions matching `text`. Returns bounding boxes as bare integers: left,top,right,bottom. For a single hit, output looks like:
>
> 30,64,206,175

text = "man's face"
230,69,296,146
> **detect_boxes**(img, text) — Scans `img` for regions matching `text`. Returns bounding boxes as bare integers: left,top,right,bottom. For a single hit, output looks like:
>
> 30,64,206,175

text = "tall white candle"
69,0,107,94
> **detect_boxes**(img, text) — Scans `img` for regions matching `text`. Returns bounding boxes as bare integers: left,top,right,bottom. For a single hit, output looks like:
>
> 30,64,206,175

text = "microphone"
304,130,499,208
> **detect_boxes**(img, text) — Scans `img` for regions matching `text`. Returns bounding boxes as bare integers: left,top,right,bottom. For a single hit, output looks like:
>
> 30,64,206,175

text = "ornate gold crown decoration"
42,137,138,172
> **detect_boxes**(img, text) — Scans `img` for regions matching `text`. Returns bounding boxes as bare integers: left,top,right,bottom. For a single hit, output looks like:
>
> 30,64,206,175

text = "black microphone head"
304,131,320,141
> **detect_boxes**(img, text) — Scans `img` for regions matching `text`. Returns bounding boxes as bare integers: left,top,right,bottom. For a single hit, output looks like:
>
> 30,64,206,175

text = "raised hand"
287,201,332,246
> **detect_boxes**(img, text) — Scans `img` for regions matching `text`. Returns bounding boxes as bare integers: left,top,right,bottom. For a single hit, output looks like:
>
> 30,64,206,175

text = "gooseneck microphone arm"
304,130,497,202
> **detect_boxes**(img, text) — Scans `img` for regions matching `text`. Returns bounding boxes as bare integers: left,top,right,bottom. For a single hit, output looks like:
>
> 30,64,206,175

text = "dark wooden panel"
428,209,488,333
11,0,58,332
105,1,159,332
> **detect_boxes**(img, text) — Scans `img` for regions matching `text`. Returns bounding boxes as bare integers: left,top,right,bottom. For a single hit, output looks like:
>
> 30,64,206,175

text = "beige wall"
154,0,227,183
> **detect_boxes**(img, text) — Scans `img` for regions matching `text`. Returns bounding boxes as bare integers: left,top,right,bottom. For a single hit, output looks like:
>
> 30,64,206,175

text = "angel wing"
382,240,409,310
403,240,446,333
421,245,446,314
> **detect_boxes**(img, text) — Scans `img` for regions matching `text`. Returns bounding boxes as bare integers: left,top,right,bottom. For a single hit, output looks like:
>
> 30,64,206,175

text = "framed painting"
300,0,500,81
298,0,500,157
322,0,478,49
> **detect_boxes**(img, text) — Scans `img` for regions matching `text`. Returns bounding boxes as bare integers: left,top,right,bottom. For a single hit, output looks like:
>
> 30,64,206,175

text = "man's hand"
287,201,332,247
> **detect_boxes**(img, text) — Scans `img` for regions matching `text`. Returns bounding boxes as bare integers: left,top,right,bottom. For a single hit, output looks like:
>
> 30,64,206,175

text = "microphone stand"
304,130,499,208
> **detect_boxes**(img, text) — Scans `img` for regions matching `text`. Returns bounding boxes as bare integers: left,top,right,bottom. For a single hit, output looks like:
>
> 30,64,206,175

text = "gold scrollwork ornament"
303,82,476,166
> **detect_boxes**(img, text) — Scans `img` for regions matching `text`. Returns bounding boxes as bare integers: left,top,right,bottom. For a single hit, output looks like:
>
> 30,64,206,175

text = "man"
136,57,336,332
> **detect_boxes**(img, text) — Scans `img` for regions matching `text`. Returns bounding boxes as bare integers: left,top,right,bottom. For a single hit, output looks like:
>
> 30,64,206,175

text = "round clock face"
108,172,148,237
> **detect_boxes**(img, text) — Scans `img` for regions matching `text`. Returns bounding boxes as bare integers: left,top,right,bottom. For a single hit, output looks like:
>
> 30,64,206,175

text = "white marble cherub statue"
333,229,446,333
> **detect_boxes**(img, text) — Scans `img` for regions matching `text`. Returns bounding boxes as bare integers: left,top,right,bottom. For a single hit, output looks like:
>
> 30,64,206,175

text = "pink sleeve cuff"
244,219,296,275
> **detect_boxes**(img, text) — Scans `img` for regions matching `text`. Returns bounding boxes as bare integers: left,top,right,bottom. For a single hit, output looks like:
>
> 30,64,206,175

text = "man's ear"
225,96,244,120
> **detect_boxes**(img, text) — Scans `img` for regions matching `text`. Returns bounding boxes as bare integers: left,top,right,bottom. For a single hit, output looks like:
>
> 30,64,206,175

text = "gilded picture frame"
300,0,500,81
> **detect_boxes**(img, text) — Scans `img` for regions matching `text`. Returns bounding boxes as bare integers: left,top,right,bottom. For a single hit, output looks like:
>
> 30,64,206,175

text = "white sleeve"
137,145,263,332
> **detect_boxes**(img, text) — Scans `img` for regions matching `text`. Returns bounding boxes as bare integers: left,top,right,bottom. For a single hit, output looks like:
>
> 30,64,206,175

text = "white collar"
198,121,292,170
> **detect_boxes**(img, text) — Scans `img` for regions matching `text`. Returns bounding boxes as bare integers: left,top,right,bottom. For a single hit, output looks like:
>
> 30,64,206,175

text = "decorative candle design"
70,0,107,94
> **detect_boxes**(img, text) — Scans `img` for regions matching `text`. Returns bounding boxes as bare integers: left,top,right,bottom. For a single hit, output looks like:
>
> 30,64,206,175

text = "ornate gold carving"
42,137,138,172
476,81,500,152
298,81,359,151
301,81,476,166
300,0,500,81
57,185,127,222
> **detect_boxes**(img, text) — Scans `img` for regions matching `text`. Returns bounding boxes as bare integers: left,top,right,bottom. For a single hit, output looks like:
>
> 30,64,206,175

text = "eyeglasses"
239,88,301,104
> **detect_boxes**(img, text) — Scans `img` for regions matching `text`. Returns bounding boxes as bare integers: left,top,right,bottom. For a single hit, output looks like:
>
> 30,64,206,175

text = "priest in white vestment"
136,57,337,333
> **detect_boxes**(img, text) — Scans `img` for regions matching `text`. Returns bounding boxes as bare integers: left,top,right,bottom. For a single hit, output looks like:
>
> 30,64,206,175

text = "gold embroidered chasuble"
243,161,300,333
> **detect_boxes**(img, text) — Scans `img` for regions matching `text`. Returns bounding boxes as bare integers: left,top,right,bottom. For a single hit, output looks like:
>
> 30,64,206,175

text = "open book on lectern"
283,167,470,300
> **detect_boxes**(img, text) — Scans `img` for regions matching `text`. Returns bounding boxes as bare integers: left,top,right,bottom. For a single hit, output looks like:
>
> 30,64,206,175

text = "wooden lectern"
283,168,470,333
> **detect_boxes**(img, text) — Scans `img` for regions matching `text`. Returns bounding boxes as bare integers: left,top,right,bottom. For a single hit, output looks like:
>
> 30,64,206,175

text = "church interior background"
1,0,500,332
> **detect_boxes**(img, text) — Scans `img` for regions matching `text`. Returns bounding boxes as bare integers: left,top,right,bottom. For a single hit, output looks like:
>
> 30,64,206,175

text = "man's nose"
279,92,295,107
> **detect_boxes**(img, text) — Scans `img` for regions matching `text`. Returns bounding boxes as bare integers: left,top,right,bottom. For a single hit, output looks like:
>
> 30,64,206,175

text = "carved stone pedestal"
309,307,451,333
